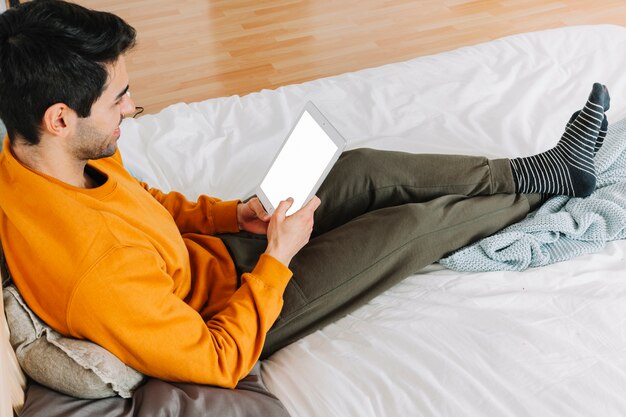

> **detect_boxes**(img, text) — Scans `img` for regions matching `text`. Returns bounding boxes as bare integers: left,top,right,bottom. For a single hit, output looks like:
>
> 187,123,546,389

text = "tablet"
256,101,346,216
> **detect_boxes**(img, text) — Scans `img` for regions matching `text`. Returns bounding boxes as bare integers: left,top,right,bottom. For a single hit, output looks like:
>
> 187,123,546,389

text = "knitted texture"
440,117,626,272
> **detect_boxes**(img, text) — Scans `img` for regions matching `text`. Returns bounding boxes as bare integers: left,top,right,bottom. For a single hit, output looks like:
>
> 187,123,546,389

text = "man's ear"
41,103,76,138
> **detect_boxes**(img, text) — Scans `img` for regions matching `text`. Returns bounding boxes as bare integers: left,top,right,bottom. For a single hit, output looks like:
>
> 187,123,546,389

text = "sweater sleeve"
138,182,241,235
67,247,291,388
105,150,240,235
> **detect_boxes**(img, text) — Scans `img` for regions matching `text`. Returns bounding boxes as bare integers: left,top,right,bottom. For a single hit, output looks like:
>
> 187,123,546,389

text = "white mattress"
119,25,626,417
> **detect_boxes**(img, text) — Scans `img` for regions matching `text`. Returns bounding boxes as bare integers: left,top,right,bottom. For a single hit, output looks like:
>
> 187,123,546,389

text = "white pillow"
1,267,26,416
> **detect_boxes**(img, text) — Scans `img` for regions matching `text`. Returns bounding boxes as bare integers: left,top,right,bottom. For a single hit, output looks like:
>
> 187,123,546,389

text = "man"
0,0,610,389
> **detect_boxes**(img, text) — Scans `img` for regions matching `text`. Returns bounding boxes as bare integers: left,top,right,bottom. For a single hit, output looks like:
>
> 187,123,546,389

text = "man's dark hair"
0,0,136,145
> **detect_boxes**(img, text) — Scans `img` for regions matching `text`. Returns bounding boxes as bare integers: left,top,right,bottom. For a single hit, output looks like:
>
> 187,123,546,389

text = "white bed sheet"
119,25,626,417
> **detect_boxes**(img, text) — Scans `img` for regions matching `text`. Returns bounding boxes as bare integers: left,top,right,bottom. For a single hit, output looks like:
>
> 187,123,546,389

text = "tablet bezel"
255,101,347,216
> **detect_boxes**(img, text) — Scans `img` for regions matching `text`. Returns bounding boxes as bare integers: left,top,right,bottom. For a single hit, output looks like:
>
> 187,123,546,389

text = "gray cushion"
19,363,291,417
3,285,145,399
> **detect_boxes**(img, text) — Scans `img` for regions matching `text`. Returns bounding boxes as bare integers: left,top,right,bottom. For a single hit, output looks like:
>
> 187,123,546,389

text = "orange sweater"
0,137,292,388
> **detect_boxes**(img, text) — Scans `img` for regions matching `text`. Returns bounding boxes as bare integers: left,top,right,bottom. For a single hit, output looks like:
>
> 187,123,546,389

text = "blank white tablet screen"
260,110,338,216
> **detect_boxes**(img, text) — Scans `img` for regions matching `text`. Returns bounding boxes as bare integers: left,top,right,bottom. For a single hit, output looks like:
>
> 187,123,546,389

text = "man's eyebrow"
115,84,130,101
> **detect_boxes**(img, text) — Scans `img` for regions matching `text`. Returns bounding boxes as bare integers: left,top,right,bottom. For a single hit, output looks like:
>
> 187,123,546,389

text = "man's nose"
121,91,137,118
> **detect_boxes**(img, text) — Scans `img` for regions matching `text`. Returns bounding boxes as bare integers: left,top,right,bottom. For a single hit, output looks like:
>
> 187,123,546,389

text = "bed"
6,23,626,417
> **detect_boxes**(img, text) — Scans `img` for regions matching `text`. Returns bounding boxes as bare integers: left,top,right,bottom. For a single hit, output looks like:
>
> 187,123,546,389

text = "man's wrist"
264,245,292,267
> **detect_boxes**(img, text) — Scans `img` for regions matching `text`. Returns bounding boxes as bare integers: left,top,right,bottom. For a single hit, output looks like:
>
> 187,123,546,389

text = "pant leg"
222,151,541,357
313,148,516,235
260,192,538,357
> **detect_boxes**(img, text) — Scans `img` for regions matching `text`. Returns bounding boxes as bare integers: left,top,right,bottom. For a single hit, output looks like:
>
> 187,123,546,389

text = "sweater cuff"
251,254,293,291
212,200,241,233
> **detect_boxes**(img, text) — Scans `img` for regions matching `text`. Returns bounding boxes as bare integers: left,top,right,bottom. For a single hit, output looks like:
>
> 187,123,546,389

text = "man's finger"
251,198,270,220
274,198,294,220
304,196,321,212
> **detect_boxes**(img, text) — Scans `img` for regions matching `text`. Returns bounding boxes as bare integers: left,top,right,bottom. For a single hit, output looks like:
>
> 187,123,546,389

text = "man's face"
71,56,135,160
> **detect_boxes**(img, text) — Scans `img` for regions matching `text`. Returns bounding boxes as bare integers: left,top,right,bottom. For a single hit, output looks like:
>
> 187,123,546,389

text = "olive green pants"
220,149,541,358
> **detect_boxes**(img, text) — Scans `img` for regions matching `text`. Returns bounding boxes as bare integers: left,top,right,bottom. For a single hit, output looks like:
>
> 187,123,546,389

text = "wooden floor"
74,0,626,115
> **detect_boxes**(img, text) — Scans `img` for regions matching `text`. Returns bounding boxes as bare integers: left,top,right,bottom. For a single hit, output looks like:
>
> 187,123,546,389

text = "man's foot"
509,83,609,197
566,109,609,155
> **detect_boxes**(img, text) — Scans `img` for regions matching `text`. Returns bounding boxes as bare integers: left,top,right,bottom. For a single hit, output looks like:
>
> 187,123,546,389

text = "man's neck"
10,138,94,189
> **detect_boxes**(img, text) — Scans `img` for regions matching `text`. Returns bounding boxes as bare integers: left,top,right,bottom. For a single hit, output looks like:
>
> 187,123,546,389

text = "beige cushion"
3,285,145,399
1,276,26,416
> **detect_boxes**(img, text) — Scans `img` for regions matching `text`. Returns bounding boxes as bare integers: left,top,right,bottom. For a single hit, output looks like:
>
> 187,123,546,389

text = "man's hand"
237,197,272,234
265,196,321,267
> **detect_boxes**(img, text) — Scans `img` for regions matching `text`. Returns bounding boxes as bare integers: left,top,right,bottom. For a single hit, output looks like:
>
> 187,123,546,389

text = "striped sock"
510,83,610,197
566,110,608,155
596,115,608,155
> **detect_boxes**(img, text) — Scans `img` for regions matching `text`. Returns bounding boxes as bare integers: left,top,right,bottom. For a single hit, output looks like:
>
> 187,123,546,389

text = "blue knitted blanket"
439,117,626,272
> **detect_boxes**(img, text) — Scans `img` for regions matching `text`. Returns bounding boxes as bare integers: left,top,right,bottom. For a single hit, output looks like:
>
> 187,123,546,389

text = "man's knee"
335,148,385,178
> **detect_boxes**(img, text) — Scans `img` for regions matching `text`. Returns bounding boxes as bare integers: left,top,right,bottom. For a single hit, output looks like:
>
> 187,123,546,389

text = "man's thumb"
275,197,294,219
